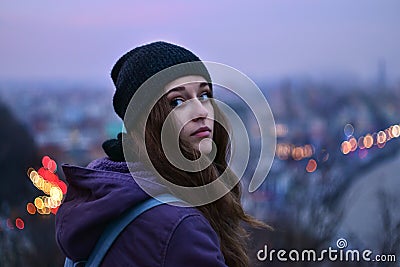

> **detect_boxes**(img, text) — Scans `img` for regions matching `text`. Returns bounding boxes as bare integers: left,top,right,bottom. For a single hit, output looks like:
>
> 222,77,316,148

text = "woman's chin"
197,139,213,155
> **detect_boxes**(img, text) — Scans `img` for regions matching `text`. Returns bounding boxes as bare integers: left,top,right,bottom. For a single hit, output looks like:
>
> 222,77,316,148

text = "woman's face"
164,75,214,154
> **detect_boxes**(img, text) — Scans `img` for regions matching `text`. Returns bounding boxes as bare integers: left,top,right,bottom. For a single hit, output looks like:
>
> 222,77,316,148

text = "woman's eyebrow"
167,82,210,95
166,86,186,94
199,82,210,88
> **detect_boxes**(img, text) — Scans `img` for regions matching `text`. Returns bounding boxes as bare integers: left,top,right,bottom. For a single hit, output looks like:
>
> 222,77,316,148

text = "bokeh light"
276,143,314,160
349,137,358,152
358,136,365,149
344,123,354,137
341,141,351,155
26,156,67,215
391,125,400,138
42,156,51,169
306,159,317,173
15,218,25,230
363,134,374,149
47,160,57,173
377,131,387,144
27,167,35,178
34,197,44,210
6,219,14,230
292,147,304,161
26,203,36,215
341,123,400,155
50,187,63,202
276,123,288,137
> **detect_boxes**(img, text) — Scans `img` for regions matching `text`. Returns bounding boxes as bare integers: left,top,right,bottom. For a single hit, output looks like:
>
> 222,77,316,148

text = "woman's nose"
190,99,208,120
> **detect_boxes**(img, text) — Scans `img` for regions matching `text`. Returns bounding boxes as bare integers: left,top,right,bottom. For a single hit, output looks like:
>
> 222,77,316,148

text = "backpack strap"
64,194,183,267
64,258,86,267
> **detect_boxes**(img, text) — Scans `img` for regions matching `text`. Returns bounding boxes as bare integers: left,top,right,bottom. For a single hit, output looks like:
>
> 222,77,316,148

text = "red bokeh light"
15,218,25,230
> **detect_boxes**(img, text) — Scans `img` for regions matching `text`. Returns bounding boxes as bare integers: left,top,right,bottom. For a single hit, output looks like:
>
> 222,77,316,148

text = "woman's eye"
170,98,184,107
199,92,211,101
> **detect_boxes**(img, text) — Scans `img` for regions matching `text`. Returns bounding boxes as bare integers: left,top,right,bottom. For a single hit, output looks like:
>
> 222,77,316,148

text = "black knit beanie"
103,41,212,161
111,41,211,120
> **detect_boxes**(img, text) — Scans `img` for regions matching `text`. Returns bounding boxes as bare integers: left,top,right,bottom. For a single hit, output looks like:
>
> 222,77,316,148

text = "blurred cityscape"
0,76,399,266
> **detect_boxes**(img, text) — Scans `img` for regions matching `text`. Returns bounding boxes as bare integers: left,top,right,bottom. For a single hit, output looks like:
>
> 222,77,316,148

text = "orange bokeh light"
34,197,44,209
26,203,36,215
27,156,66,217
349,137,358,152
363,134,374,148
341,141,351,154
392,125,400,138
377,131,387,144
306,159,317,173
292,147,304,161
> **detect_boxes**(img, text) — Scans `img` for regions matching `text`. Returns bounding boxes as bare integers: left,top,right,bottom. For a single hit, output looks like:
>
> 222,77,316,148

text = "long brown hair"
130,88,266,267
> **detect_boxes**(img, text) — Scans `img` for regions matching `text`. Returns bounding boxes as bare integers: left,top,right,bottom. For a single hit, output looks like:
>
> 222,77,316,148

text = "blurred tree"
0,99,64,266
0,101,39,206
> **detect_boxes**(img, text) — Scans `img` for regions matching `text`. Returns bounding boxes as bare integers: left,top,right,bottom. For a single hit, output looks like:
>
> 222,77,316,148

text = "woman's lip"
192,130,211,138
191,127,211,136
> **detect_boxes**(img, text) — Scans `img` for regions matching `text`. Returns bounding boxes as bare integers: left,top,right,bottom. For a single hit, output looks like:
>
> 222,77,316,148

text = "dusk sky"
1,0,400,86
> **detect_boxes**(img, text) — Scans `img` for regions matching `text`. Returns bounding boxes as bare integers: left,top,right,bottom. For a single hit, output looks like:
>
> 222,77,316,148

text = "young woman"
56,41,265,267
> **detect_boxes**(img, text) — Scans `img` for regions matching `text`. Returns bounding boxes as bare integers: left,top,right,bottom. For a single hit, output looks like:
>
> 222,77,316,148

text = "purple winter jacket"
55,157,228,267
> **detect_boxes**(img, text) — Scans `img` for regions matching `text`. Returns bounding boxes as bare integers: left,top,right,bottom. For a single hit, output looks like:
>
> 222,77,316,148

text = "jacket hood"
55,157,168,260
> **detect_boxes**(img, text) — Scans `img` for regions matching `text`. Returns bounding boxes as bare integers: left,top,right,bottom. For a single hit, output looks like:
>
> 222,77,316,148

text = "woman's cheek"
170,109,185,133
